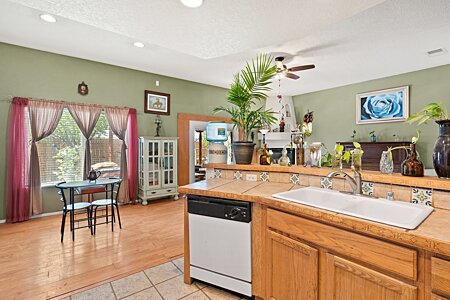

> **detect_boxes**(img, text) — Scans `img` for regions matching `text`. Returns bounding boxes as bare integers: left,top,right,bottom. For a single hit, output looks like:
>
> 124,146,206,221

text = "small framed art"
144,90,170,115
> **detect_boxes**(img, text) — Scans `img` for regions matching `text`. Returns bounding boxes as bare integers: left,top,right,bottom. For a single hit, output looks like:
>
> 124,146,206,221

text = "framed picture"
144,90,170,115
356,86,409,124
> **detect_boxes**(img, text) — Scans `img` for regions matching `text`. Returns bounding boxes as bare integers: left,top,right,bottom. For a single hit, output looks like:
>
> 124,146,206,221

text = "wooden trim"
177,113,231,186
251,203,266,299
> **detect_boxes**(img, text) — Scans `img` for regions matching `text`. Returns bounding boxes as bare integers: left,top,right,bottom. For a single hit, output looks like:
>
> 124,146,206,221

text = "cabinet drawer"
267,208,417,281
146,188,177,197
431,257,450,298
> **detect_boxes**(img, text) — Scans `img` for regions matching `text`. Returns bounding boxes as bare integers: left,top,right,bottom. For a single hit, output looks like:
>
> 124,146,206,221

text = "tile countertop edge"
179,181,450,258
204,163,450,191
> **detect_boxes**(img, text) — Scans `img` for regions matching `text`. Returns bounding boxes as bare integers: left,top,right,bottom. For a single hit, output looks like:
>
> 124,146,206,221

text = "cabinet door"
147,140,161,188
266,230,319,300
138,139,145,188
162,140,177,187
325,254,417,300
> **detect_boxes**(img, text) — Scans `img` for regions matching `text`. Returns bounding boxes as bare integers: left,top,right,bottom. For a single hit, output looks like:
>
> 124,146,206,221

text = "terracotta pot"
433,120,450,179
401,143,424,177
233,142,255,165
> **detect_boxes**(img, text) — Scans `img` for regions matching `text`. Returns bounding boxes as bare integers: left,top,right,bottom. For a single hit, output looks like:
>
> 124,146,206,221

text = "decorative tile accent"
111,272,152,299
290,173,299,185
412,188,433,206
233,170,243,180
260,172,269,182
214,169,222,178
321,177,333,189
144,261,182,285
361,181,374,196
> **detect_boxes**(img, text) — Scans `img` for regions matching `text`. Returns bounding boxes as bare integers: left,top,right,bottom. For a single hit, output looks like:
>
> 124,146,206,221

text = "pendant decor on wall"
356,86,409,124
78,81,89,96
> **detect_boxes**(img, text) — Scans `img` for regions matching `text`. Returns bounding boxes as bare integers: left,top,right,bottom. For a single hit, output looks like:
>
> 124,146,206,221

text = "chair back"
109,177,122,203
55,181,68,209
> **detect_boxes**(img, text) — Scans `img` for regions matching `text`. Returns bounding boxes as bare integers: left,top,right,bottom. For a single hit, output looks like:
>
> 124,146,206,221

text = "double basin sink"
272,187,434,229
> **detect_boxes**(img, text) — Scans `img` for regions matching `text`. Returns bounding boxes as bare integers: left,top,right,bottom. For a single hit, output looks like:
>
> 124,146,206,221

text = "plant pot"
401,143,424,177
433,120,450,179
233,142,255,164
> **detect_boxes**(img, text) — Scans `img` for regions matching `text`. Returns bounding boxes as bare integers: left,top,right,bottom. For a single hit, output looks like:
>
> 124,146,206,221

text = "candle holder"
155,115,162,137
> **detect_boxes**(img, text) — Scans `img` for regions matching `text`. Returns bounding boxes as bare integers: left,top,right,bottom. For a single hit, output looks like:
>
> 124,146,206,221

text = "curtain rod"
27,97,133,110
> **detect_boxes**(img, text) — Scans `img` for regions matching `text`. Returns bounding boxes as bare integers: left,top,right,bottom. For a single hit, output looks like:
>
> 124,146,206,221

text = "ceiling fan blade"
285,73,300,80
288,64,315,72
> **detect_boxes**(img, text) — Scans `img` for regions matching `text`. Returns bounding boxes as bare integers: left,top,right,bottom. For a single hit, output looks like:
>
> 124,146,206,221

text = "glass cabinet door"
147,141,161,188
162,140,176,187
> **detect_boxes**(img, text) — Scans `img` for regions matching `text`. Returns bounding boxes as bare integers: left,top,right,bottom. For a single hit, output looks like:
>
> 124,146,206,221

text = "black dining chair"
91,178,123,234
56,182,93,242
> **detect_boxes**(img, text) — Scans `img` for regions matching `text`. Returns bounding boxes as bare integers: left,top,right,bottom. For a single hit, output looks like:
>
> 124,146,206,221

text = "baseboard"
0,219,5,224
30,211,62,219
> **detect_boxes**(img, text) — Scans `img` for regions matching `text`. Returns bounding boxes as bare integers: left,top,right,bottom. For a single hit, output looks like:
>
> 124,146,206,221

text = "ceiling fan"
275,56,315,80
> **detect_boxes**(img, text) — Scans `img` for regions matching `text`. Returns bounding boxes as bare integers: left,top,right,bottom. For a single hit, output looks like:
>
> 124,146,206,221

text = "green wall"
293,64,450,169
0,42,228,220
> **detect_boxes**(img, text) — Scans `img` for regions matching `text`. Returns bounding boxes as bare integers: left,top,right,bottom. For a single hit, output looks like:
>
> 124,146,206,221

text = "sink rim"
272,187,434,230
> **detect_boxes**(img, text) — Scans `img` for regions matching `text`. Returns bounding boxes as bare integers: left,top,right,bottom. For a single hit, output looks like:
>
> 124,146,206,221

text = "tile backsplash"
207,168,450,211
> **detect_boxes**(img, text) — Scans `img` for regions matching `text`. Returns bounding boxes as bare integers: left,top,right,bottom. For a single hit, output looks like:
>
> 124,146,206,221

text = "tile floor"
67,257,247,300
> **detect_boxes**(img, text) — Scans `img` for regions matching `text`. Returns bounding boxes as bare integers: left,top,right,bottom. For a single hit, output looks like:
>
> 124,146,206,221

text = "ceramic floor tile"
144,261,182,285
155,275,199,300
122,287,162,300
193,280,207,289
172,257,184,273
71,283,116,300
111,272,152,299
180,290,210,300
202,286,241,300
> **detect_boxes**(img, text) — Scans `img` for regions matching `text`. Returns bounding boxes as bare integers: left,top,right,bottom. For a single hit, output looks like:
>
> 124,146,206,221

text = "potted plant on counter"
214,54,277,164
407,102,449,178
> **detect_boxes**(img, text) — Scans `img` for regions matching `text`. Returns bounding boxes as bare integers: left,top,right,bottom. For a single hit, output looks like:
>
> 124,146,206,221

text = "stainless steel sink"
272,187,433,229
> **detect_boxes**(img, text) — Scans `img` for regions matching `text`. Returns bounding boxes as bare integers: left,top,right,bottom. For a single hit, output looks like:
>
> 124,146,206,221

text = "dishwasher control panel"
188,195,251,223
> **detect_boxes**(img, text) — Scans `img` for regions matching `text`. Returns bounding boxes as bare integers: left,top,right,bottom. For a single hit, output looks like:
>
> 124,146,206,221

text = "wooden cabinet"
324,254,417,300
265,230,318,300
431,257,450,298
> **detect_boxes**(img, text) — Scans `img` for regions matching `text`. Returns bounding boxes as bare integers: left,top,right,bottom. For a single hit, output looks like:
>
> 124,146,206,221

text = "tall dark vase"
433,120,450,179
401,143,424,177
233,142,255,164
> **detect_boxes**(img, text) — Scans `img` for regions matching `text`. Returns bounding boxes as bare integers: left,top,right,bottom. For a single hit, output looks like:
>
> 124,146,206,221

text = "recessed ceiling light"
40,14,57,23
133,42,145,48
180,0,203,8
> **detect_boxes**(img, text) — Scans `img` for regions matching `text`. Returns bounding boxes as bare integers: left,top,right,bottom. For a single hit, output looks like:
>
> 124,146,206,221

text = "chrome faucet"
327,169,362,195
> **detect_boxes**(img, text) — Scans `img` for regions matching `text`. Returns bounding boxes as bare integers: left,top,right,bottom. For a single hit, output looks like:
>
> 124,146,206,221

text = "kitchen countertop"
179,178,450,257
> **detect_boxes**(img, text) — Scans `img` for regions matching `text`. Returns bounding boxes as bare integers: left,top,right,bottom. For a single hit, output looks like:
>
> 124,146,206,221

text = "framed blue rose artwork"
356,86,409,124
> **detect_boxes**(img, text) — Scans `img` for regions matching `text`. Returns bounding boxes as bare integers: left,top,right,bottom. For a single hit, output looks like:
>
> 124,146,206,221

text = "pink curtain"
28,100,64,215
127,109,138,204
67,104,102,179
6,98,30,223
105,107,130,203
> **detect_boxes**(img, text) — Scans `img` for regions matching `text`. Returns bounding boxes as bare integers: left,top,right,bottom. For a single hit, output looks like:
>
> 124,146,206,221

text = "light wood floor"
0,199,184,300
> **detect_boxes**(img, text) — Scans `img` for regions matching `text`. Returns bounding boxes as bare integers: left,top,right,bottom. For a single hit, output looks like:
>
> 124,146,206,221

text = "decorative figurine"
370,131,377,142
259,128,271,165
279,117,286,132
155,115,162,137
279,147,291,166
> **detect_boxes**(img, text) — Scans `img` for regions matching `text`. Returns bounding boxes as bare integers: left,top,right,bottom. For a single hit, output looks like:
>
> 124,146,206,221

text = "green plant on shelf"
386,130,421,161
407,102,448,124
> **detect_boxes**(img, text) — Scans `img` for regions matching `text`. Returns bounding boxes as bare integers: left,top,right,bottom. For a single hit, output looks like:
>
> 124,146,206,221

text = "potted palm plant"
407,102,450,178
214,54,277,164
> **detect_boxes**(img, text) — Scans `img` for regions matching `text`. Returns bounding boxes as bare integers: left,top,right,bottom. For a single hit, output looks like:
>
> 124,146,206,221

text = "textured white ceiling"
1,0,450,96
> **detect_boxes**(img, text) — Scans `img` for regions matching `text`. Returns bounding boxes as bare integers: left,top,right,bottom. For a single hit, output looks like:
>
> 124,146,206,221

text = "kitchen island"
179,173,450,300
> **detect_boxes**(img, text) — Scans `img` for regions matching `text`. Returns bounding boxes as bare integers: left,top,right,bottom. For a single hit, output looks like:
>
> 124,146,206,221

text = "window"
32,109,121,184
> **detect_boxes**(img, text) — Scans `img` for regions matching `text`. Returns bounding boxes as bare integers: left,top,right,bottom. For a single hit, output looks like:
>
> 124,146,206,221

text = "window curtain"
28,100,64,215
67,104,102,179
6,98,30,222
127,109,138,204
105,107,130,203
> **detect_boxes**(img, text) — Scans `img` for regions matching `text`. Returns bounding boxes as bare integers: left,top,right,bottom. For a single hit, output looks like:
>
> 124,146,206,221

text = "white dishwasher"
188,195,252,297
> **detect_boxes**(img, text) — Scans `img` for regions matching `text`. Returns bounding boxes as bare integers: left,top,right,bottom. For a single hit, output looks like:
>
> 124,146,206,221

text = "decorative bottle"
401,143,424,177
259,143,271,165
